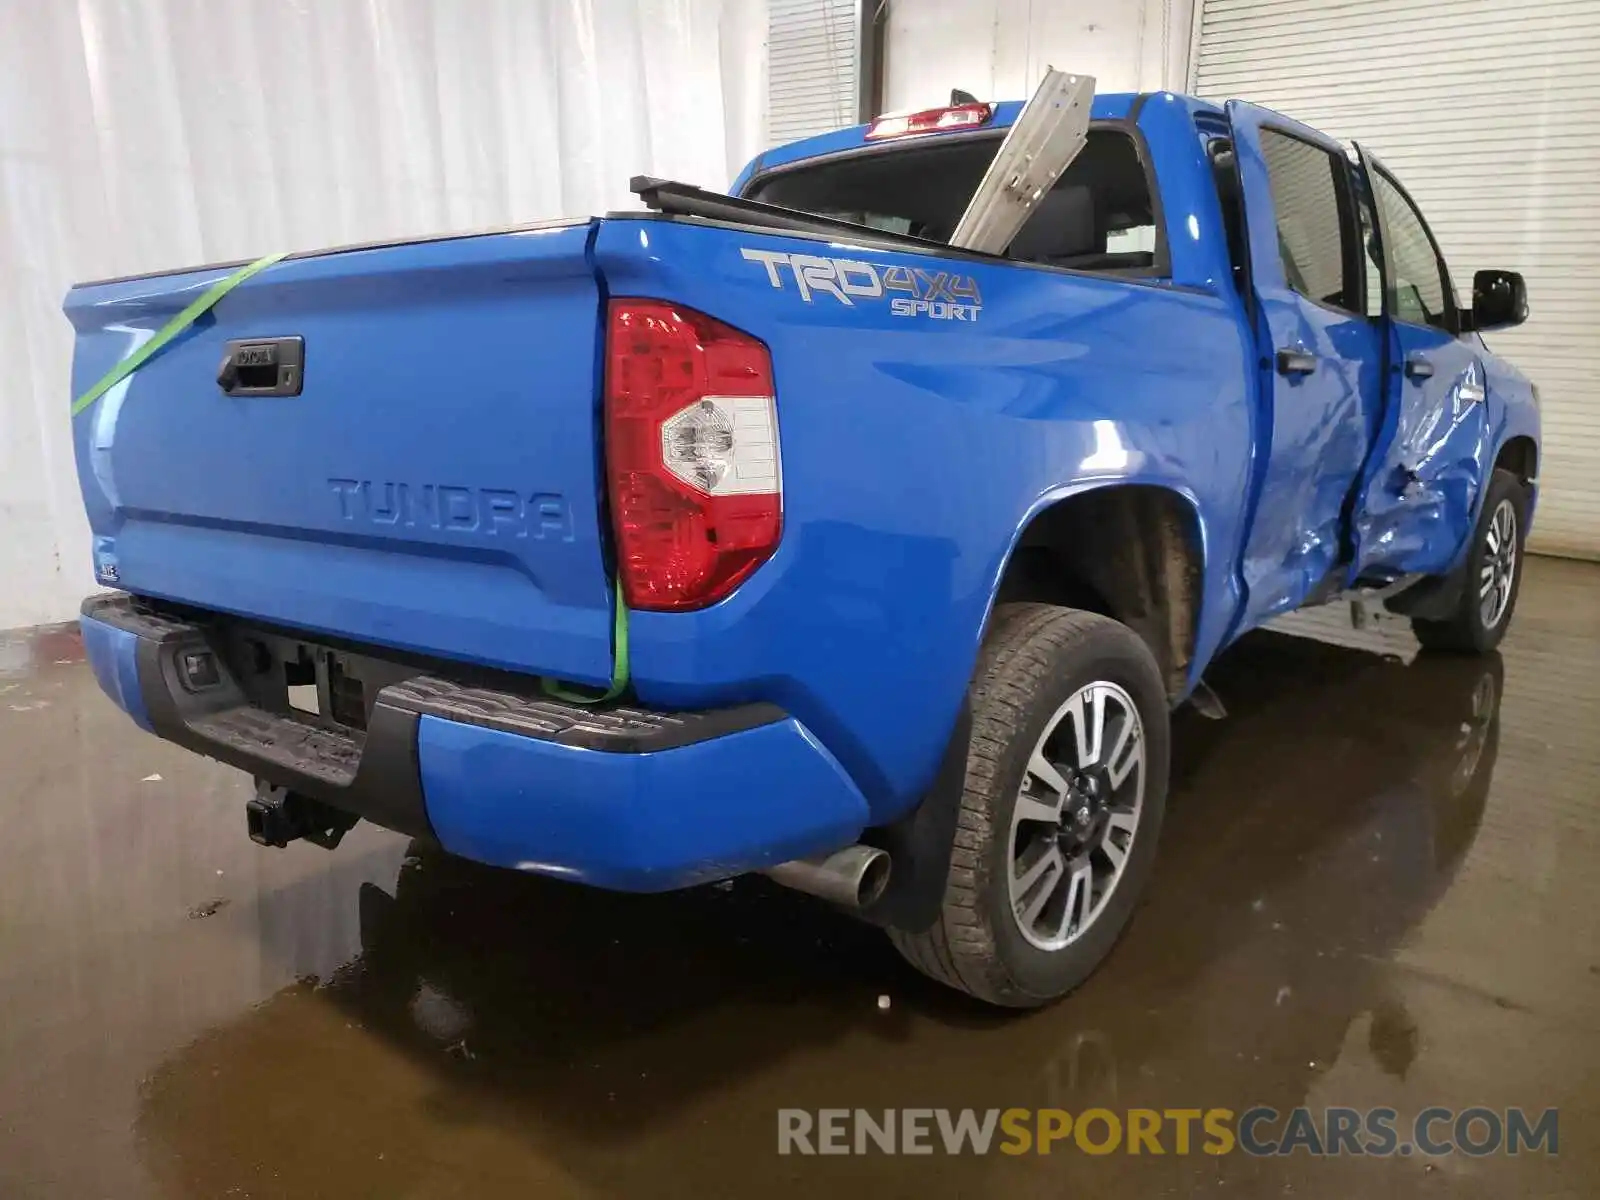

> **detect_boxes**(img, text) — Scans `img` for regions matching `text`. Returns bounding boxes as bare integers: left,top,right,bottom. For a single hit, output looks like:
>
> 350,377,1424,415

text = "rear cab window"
744,128,1165,277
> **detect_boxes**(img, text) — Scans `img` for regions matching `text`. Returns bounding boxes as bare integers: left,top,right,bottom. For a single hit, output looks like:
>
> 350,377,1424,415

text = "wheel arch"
1494,434,1537,488
985,482,1209,701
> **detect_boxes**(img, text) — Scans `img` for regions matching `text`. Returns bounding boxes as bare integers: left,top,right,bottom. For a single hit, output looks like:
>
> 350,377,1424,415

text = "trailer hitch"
246,780,360,850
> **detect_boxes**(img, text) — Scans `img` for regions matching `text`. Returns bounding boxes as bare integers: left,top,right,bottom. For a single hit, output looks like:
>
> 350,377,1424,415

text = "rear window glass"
746,129,1162,276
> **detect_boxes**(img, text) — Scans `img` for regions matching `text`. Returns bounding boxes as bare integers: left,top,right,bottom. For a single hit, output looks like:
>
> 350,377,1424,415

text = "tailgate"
65,222,615,684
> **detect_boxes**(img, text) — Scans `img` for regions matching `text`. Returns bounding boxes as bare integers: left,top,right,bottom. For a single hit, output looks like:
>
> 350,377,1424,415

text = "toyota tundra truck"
68,86,1540,1007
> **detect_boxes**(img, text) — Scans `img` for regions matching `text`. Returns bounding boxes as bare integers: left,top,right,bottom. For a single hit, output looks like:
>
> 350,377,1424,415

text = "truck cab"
736,91,1538,642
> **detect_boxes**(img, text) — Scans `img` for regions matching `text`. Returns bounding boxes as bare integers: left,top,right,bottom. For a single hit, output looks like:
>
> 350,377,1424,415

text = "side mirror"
1470,268,1528,332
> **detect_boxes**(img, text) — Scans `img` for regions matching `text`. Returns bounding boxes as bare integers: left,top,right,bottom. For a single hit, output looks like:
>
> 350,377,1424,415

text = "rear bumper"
79,594,869,890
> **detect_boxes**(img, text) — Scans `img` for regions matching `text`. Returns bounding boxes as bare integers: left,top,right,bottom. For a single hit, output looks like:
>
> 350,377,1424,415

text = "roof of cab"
731,91,1228,194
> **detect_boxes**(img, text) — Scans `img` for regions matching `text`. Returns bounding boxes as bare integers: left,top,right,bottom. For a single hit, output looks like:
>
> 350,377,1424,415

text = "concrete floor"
2,557,1597,1198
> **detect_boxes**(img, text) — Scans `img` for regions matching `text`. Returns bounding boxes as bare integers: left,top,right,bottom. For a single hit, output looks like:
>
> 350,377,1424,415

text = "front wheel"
888,604,1169,1007
1412,468,1529,654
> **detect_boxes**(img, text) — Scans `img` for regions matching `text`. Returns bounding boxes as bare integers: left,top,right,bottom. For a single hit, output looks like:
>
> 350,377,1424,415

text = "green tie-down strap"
71,252,288,418
542,575,631,705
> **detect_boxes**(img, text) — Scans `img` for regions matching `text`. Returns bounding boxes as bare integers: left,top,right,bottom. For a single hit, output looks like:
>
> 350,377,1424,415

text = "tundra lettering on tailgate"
741,248,982,321
328,479,572,540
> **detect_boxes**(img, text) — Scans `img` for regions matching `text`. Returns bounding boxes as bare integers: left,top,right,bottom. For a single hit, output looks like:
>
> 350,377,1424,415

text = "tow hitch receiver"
246,780,360,849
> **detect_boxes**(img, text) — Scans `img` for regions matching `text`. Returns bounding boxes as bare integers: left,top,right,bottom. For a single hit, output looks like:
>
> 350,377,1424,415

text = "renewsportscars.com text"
777,1106,1559,1158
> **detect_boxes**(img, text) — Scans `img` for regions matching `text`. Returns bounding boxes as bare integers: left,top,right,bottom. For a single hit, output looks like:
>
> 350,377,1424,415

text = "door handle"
1404,354,1435,380
1276,347,1317,377
217,336,304,396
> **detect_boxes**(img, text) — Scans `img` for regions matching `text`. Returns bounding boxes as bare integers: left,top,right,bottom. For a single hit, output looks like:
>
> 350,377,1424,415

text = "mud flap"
858,702,972,933
1383,561,1468,622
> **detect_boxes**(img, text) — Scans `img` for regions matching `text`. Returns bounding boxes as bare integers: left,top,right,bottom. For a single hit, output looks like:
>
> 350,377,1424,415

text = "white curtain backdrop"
0,0,768,630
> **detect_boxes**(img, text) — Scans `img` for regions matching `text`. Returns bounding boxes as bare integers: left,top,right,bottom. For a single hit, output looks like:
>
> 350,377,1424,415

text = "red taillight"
605,300,782,612
864,102,993,140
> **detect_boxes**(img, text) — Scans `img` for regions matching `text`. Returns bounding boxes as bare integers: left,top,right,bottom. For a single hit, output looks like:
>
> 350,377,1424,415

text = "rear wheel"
1412,468,1528,654
888,604,1169,1007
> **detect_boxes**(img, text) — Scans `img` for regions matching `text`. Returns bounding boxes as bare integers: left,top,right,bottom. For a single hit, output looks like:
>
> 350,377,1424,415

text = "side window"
1206,137,1248,290
1370,171,1451,330
1355,181,1384,318
1259,129,1359,312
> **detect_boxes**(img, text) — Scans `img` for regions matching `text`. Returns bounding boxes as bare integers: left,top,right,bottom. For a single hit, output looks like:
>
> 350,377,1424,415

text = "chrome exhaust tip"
763,844,891,909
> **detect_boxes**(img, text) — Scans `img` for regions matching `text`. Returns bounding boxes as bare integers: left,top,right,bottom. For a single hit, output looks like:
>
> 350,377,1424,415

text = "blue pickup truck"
69,89,1539,1007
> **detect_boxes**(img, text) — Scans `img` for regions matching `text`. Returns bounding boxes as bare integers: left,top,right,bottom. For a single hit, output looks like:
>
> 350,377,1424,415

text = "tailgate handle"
218,336,304,396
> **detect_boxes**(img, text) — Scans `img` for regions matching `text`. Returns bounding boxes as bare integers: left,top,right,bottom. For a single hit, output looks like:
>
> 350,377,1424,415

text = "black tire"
1412,469,1528,654
888,604,1169,1007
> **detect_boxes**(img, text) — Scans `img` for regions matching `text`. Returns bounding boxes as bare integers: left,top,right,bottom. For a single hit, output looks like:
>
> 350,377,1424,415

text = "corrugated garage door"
768,0,860,144
1194,0,1600,558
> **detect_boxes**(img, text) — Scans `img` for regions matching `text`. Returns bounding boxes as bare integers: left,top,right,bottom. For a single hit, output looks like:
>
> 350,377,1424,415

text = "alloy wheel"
1007,681,1146,951
1480,499,1517,630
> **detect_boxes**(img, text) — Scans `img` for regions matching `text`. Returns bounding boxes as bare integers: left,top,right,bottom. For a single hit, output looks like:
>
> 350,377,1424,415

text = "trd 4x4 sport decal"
741,248,982,322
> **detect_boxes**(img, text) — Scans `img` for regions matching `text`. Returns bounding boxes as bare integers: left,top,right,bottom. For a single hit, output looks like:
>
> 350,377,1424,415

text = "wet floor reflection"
5,562,1599,1197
